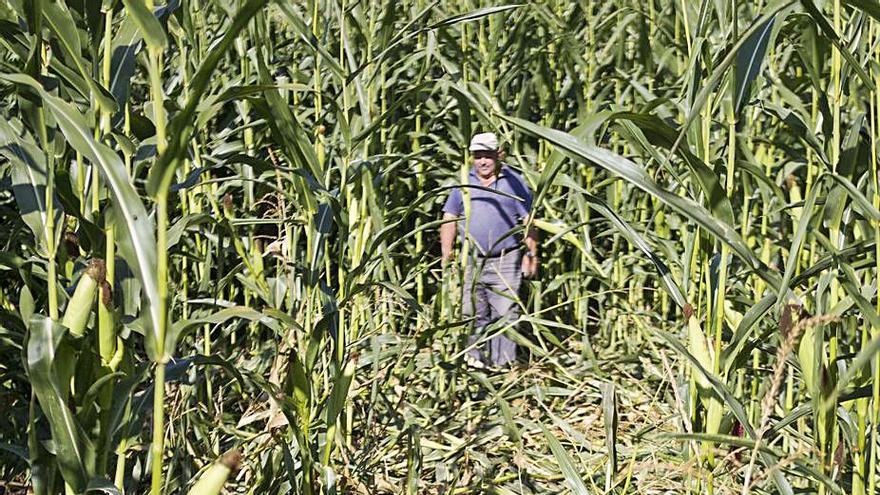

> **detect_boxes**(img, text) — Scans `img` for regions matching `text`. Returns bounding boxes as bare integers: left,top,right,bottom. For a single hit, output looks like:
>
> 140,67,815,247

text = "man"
440,131,538,369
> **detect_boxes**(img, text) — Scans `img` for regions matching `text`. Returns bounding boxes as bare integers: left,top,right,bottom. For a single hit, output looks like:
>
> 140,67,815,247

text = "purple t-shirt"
443,165,533,256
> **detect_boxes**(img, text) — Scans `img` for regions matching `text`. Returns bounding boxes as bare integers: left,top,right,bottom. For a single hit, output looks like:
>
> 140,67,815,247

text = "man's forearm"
521,219,539,278
524,232,537,255
523,218,538,255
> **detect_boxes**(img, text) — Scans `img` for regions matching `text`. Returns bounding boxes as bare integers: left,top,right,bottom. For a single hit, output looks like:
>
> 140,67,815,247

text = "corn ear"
798,320,818,397
61,260,106,337
685,304,715,395
705,394,724,436
817,364,836,451
685,304,724,457
322,357,357,464
186,450,241,495
285,352,311,436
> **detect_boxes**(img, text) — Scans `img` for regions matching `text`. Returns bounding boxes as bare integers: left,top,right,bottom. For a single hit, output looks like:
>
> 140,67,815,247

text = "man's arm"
440,212,458,263
522,216,538,277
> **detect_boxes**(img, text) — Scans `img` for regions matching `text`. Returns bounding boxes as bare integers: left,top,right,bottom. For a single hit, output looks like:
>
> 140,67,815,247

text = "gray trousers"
463,250,522,366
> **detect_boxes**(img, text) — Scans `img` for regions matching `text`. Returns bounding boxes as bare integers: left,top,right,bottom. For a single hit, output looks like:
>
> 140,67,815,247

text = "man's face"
472,150,498,180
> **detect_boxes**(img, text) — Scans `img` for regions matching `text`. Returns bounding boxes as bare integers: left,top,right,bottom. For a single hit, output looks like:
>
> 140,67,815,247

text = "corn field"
3,0,880,493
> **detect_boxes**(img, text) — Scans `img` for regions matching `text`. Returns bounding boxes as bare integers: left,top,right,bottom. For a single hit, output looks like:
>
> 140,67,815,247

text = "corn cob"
61,259,106,337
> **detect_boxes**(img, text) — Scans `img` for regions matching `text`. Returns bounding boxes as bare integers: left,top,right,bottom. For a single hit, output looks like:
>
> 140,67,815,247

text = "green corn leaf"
0,18,29,59
85,479,122,494
665,432,782,454
285,352,312,437
734,15,776,114
776,175,823,309
26,315,94,492
168,305,286,356
826,173,880,221
120,0,167,50
532,218,607,277
655,327,794,494
799,0,875,89
43,2,117,112
722,294,775,376
427,4,522,29
558,178,687,307
274,2,345,81
843,0,880,22
252,44,323,182
760,102,829,165
0,120,62,258
610,111,734,226
601,383,618,483
326,359,356,427
657,327,752,431
540,424,590,495
405,425,421,495
109,14,145,113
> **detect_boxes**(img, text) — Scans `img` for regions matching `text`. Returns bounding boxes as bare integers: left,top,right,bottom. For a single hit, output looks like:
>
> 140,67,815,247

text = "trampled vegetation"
2,0,880,494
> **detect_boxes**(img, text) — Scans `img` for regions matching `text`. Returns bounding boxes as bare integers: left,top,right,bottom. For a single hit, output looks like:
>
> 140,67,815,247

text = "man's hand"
522,253,538,279
522,216,538,279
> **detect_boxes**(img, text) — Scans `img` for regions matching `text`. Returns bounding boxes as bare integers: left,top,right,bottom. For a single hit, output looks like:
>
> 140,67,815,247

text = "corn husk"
61,260,106,337
186,450,241,495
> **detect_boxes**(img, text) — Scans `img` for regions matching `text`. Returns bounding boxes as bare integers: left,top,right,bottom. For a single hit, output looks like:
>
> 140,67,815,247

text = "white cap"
469,132,498,151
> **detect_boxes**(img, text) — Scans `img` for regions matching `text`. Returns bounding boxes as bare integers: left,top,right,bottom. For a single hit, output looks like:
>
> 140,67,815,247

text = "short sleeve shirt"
442,165,533,256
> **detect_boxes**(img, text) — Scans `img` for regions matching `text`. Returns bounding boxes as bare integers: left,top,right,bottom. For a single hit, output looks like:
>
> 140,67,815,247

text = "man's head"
469,132,499,180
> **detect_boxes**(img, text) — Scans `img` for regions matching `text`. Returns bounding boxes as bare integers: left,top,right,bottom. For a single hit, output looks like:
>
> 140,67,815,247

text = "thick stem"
98,6,116,366
147,0,169,481
31,0,58,321
822,3,842,492
150,362,166,495
149,192,169,495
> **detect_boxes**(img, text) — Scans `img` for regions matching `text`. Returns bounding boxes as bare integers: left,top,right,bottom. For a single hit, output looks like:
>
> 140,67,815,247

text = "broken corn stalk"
186,450,241,495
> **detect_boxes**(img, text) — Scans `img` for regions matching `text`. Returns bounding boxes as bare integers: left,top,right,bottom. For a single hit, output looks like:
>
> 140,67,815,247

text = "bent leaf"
27,315,93,492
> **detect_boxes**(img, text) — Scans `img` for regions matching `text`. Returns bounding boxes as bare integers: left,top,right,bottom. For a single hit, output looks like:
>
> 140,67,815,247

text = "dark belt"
477,248,519,259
